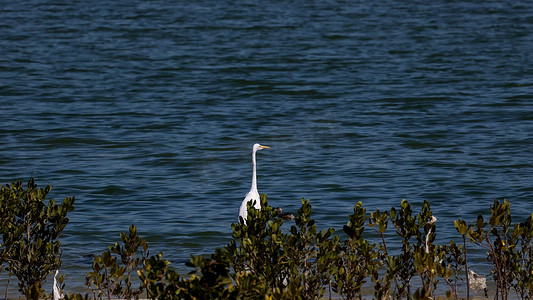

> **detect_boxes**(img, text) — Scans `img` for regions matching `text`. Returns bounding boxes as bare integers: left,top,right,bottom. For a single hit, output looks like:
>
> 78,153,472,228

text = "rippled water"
1,0,533,294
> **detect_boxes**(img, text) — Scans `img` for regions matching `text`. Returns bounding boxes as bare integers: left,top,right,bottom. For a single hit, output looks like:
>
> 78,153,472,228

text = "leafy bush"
85,225,149,300
456,199,533,300
137,197,532,300
3,178,532,300
0,178,74,300
333,201,378,299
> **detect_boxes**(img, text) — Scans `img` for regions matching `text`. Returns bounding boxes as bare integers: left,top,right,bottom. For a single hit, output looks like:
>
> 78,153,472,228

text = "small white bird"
239,143,270,224
425,216,437,254
53,270,63,300
468,269,487,294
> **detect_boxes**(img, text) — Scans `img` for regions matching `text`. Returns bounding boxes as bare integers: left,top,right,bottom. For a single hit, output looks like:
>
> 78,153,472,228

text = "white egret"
239,143,270,224
425,216,437,254
53,270,63,300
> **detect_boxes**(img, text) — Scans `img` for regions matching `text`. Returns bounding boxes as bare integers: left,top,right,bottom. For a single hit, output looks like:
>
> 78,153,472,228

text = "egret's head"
253,143,270,152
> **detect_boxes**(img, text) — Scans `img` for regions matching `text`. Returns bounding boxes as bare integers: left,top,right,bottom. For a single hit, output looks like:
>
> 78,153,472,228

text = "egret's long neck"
251,149,257,191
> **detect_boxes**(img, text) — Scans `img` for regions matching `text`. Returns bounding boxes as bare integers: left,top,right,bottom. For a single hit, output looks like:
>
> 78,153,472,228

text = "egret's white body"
53,270,63,300
239,143,269,224
425,216,437,254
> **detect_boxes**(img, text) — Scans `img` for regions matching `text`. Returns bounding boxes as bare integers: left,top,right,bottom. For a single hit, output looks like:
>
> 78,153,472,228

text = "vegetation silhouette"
2,179,532,299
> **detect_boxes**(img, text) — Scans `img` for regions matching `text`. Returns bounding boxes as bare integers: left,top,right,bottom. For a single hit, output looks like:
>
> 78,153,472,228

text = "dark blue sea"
1,0,532,295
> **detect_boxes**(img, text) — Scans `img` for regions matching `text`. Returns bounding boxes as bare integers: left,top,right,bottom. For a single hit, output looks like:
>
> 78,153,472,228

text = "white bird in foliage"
425,216,437,254
239,143,270,224
53,270,63,300
468,269,488,296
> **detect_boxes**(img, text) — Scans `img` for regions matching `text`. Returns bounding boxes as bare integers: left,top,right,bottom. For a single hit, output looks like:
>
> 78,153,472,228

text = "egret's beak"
260,145,270,149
